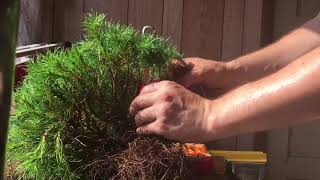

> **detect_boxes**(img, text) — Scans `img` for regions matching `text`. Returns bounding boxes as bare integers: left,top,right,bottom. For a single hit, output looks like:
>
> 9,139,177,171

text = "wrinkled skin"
130,14,320,142
130,81,213,142
172,58,227,89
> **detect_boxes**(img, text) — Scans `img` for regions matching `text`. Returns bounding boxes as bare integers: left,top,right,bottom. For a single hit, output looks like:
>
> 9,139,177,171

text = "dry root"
85,136,189,180
6,136,189,180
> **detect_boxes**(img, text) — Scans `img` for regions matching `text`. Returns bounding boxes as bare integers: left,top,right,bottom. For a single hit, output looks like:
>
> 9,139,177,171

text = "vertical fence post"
0,0,20,178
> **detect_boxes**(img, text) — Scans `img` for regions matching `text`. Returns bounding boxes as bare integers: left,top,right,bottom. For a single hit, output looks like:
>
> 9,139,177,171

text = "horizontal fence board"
26,0,277,153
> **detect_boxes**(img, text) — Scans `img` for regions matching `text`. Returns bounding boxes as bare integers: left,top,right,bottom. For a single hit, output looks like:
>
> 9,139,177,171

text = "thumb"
170,59,194,87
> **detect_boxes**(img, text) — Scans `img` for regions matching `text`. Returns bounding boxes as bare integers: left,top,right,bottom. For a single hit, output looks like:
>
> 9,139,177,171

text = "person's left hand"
129,81,215,143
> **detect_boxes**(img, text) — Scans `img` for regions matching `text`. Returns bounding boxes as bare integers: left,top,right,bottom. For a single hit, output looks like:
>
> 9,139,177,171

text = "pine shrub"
7,13,186,179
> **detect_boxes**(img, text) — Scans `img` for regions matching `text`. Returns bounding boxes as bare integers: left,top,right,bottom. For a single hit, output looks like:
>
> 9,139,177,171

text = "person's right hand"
172,57,231,96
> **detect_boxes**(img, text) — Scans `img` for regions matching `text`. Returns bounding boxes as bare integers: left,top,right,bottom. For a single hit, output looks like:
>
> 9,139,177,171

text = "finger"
136,121,163,135
171,61,195,87
139,81,168,94
171,58,193,68
171,60,192,79
135,106,157,127
129,93,156,116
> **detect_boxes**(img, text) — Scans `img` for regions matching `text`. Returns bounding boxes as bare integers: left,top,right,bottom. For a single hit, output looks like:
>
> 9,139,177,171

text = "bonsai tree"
7,13,188,179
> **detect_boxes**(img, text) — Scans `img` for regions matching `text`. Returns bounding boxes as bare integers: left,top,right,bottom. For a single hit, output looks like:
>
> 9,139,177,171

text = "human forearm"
208,47,320,140
223,14,320,88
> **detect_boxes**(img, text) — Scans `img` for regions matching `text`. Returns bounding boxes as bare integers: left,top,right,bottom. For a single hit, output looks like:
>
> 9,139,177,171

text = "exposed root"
85,136,189,180
4,161,19,180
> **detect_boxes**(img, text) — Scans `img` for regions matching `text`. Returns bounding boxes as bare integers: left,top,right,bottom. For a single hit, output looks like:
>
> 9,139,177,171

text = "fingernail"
136,128,142,134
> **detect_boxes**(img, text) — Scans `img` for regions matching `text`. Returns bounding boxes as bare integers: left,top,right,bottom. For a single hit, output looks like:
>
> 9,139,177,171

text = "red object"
15,64,27,86
190,156,214,172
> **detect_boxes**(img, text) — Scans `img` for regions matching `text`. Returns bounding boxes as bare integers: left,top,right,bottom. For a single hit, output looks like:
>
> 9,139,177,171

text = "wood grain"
241,0,263,54
18,0,54,45
286,157,320,179
84,0,128,24
53,0,84,42
266,128,289,180
221,0,245,60
260,0,274,47
162,0,183,52
181,0,224,60
128,0,164,35
273,0,320,40
40,0,54,42
295,0,320,21
289,121,320,158
273,0,298,40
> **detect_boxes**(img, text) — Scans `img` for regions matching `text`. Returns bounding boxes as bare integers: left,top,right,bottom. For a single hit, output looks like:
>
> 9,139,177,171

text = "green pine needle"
7,12,181,179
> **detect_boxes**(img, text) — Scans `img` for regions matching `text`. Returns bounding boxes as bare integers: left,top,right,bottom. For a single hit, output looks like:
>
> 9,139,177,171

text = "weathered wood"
241,0,263,54
53,0,84,42
289,122,320,158
16,43,68,59
18,0,54,45
162,0,183,52
285,157,320,179
295,0,320,21
40,0,54,42
266,128,289,180
221,0,245,60
273,0,320,40
181,0,224,60
260,0,274,46
128,0,164,35
84,0,128,24
273,0,298,40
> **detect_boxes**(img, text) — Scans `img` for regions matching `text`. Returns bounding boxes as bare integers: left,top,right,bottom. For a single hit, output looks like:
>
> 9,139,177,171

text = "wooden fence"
20,0,320,152
18,0,274,151
17,1,320,178
20,0,274,60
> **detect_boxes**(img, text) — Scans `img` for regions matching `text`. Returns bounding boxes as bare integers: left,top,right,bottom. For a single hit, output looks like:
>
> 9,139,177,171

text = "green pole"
0,0,20,179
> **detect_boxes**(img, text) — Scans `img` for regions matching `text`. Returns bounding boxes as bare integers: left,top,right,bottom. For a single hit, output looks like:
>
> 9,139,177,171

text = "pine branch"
7,12,182,179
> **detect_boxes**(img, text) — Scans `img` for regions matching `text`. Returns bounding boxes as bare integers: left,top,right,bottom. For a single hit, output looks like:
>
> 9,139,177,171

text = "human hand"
129,81,215,143
172,57,229,90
